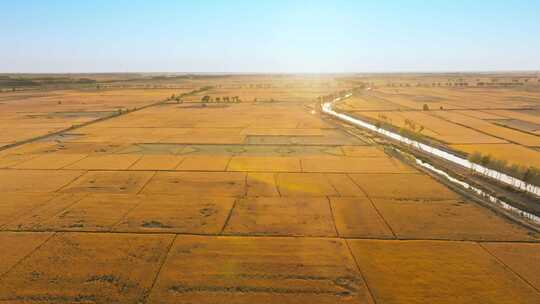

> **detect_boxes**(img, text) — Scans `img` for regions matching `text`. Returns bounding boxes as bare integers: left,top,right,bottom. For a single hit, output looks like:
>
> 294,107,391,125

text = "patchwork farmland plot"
338,84,540,170
0,75,539,303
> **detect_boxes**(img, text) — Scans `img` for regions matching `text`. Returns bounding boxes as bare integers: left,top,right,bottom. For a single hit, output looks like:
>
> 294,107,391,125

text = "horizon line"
1,70,540,76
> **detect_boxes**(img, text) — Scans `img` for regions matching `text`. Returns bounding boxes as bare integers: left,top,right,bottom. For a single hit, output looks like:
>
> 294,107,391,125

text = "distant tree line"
385,78,535,88
201,95,241,103
166,86,214,103
477,82,524,87
318,89,356,103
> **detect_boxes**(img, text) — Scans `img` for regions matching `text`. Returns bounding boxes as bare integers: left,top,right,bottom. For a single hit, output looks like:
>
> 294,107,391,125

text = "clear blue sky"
1,0,539,73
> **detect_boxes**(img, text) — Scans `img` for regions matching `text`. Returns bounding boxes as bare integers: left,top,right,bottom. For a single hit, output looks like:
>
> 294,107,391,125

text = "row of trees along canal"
321,87,540,193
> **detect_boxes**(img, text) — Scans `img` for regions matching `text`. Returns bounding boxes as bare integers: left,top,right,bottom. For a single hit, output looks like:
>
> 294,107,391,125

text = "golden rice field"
0,74,538,303
337,83,540,170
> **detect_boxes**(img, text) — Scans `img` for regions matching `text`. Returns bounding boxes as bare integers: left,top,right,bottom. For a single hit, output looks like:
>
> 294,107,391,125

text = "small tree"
468,151,483,163
422,104,429,111
509,163,521,177
523,166,532,182
480,154,492,166
528,167,540,184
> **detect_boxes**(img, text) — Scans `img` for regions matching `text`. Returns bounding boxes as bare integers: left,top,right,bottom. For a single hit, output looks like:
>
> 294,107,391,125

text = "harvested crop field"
0,75,539,303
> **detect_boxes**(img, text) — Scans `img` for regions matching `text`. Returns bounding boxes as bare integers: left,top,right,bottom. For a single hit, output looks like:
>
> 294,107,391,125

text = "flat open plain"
0,77,539,303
